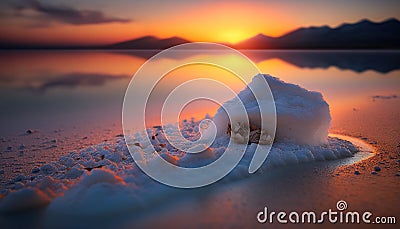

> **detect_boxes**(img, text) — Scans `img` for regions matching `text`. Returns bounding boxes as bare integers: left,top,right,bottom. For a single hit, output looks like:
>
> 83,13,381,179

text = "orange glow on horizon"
217,30,250,44
0,0,399,47
0,2,295,46
148,2,294,44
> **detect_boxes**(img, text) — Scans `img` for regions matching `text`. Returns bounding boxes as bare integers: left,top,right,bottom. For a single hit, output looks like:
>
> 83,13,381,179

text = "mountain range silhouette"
1,18,399,49
109,18,400,50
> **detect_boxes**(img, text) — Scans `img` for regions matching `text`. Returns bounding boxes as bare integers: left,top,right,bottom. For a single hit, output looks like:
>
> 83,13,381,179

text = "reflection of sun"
219,30,249,44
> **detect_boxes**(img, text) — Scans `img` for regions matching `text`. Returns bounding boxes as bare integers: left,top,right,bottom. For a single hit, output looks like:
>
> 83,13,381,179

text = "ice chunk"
213,74,331,145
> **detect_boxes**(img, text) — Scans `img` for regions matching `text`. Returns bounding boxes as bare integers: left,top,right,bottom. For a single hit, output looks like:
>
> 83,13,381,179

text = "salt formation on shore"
0,75,358,218
0,126,358,216
213,74,331,145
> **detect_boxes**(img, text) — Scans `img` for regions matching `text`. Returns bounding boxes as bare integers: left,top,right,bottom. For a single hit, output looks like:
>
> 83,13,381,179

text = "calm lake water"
0,50,398,138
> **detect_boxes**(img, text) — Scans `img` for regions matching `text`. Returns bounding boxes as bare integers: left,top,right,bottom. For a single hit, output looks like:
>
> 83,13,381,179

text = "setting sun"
218,30,250,44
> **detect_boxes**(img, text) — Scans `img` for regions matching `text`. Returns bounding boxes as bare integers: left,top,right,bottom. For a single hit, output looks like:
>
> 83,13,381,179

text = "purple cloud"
14,0,131,26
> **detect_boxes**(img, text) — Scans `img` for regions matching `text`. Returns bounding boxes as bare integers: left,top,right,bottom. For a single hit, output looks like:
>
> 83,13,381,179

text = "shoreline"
0,132,394,228
0,127,378,205
0,128,381,195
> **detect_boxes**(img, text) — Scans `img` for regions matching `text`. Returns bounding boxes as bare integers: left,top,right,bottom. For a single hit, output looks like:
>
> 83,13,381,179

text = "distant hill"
234,34,275,49
108,36,189,49
235,18,400,49
108,18,400,50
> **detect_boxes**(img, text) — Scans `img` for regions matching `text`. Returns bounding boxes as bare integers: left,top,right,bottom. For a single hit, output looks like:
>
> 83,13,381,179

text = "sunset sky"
0,0,399,46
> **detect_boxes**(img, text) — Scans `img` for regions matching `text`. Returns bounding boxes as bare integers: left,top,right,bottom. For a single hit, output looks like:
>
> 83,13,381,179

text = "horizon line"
1,17,398,48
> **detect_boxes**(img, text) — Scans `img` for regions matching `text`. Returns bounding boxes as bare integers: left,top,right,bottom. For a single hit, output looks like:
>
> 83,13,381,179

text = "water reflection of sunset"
0,52,144,80
145,63,248,126
0,51,398,134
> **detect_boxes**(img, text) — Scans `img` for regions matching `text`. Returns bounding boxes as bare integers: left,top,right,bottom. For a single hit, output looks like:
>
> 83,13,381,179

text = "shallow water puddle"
328,133,375,166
